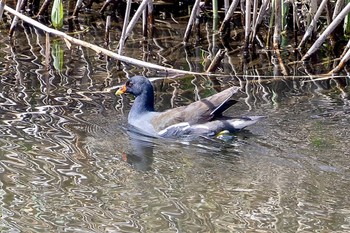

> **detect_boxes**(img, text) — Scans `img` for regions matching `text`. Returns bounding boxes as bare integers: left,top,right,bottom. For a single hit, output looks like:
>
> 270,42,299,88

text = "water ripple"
1,19,350,233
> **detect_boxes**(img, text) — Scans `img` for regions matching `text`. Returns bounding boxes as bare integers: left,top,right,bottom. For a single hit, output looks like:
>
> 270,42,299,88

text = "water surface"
1,12,350,233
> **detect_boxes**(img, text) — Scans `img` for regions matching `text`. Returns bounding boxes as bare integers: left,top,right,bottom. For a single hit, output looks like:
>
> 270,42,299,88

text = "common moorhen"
116,76,264,138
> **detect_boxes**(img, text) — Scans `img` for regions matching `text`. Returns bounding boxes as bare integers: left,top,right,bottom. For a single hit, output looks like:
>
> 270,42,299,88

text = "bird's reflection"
121,123,255,171
122,125,156,171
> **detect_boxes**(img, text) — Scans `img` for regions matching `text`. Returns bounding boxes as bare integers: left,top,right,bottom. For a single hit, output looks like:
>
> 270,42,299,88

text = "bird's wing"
151,86,240,132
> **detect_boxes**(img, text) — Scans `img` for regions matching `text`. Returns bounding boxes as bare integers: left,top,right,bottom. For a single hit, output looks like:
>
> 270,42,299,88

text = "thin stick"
105,15,111,46
244,0,251,49
142,5,148,38
302,3,350,61
333,0,344,20
72,0,83,17
292,0,297,47
9,0,22,37
251,0,269,43
147,1,154,37
36,0,51,17
213,0,218,31
328,43,350,74
3,4,209,76
212,0,218,20
266,0,275,48
124,0,149,40
206,49,226,73
118,0,131,55
252,0,258,33
273,0,288,75
340,38,350,57
298,0,328,49
183,0,201,43
224,0,229,14
273,0,281,48
0,0,6,22
219,0,240,33
99,0,112,14
45,32,50,71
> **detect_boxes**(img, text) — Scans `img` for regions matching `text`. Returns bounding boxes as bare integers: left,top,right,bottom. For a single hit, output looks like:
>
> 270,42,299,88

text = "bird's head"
116,76,153,97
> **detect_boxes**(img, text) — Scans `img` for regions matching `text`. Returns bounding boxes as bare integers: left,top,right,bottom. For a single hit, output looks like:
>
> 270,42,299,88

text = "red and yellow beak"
115,84,127,95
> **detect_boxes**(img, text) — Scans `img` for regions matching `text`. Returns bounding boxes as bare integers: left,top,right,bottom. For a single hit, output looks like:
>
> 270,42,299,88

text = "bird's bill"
116,85,127,95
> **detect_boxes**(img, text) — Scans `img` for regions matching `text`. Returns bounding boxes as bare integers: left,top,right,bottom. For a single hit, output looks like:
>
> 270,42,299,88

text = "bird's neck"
129,90,155,120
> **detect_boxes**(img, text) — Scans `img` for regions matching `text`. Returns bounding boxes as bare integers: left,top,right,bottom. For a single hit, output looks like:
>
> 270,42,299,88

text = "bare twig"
36,0,51,17
99,0,112,14
4,4,210,76
183,0,201,43
298,0,328,49
142,5,147,38
252,0,258,36
9,0,22,37
118,0,131,55
251,0,269,44
124,0,149,40
212,0,218,20
105,15,111,46
0,0,6,21
328,43,350,74
206,49,226,73
72,0,83,17
244,0,251,49
333,0,344,20
224,0,229,14
273,0,281,48
302,3,350,61
147,1,154,37
219,0,240,33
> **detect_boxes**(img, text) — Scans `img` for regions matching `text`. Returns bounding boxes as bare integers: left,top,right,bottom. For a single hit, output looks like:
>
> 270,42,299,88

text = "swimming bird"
116,76,264,138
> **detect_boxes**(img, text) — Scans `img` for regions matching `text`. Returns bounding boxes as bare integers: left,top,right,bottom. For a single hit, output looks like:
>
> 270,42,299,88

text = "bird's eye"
126,80,133,87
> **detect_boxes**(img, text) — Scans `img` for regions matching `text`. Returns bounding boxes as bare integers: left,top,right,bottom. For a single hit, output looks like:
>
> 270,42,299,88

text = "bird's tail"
227,116,266,130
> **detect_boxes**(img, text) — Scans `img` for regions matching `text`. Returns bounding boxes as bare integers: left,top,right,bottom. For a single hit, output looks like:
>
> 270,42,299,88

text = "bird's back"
151,86,239,132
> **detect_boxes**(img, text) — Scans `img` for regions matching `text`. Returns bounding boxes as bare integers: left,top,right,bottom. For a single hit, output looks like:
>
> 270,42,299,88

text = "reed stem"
118,0,132,55
302,3,350,60
183,0,201,43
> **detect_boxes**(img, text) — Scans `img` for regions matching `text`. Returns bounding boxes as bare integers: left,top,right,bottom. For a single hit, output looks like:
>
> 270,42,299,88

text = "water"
1,13,350,233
